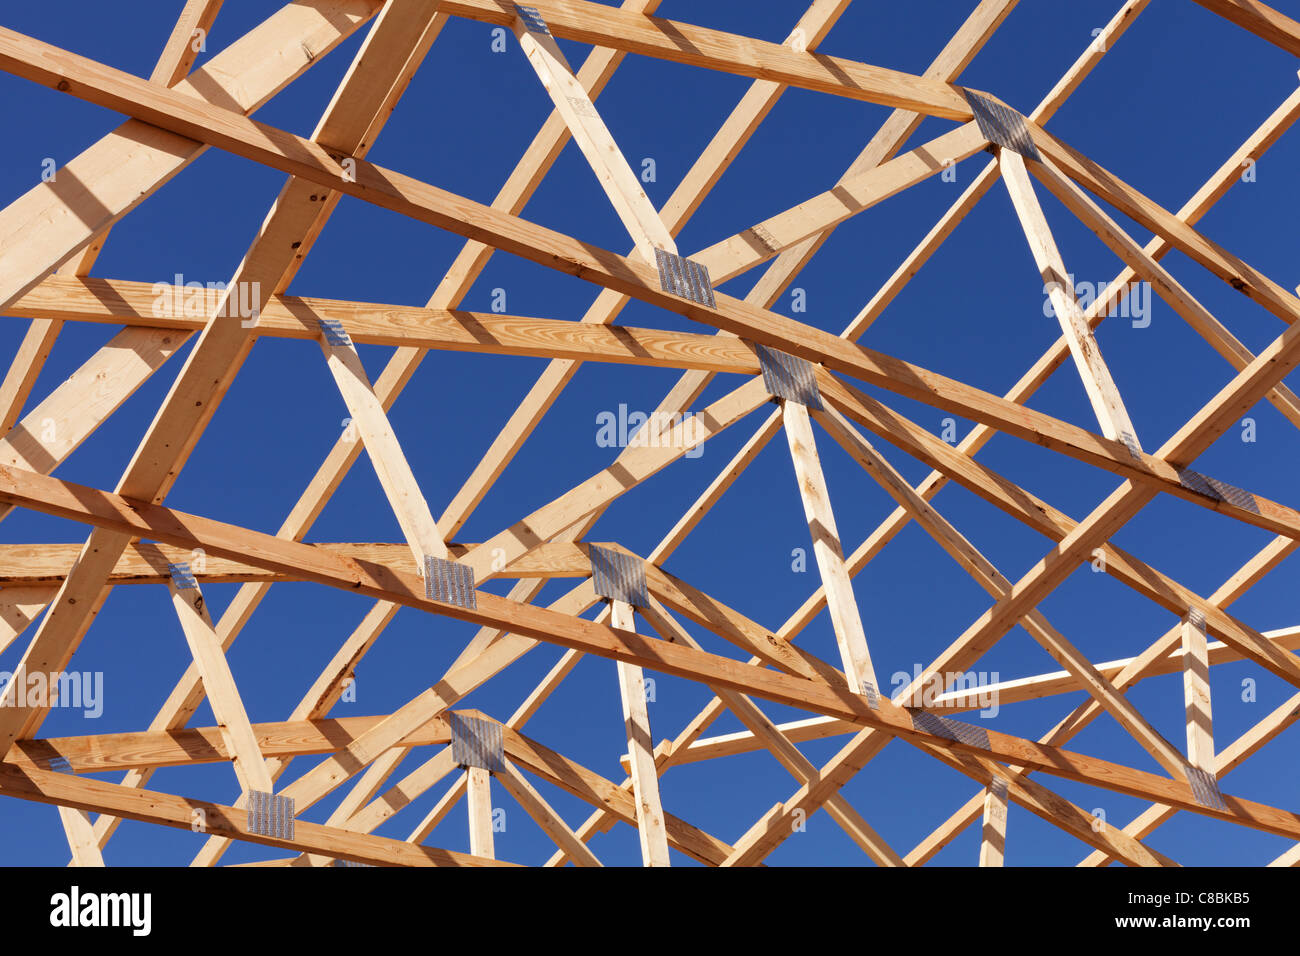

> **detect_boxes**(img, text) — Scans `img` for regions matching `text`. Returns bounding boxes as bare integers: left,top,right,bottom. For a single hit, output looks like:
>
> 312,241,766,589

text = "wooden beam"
0,0,377,310
496,758,601,867
0,540,596,587
1026,153,1300,433
0,328,183,525
1082,687,1300,866
816,373,1300,691
813,401,1190,778
0,0,447,750
641,559,832,683
0,763,510,867
466,766,495,859
460,379,768,582
289,747,460,865
9,277,768,374
611,600,670,866
0,318,63,441
744,0,1021,305
410,0,681,540
407,772,469,845
668,624,1300,766
909,535,1297,866
150,0,225,88
777,78,1300,656
265,582,600,838
56,0,226,284
435,0,975,118
1181,610,1215,774
999,148,1141,448
2,466,1297,838
510,8,672,260
433,0,901,539
1026,120,1300,330
637,598,903,866
695,123,989,284
167,575,275,794
720,724,1171,867
314,326,447,569
11,714,452,775
978,778,1008,866
26,28,1295,548
541,7,1125,861
781,400,878,696
1270,843,1300,867
497,719,739,866
58,805,105,867
236,728,409,860
586,0,1288,868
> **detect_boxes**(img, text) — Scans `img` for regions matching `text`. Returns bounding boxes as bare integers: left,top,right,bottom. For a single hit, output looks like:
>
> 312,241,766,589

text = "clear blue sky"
1,0,1298,866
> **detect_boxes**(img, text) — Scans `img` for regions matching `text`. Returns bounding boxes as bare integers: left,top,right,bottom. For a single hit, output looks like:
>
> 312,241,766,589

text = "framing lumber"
0,0,1295,870
1,763,508,867
510,5,673,260
978,778,1008,867
437,0,975,118
780,401,879,696
167,575,275,795
496,758,602,867
0,0,446,751
2,465,1298,842
1182,610,1216,774
999,148,1141,448
0,0,377,310
611,600,670,866
466,766,495,859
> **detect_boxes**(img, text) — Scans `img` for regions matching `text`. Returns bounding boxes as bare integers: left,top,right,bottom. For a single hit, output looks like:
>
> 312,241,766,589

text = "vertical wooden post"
1182,609,1215,773
781,400,878,695
466,767,495,859
979,777,1008,866
612,599,671,866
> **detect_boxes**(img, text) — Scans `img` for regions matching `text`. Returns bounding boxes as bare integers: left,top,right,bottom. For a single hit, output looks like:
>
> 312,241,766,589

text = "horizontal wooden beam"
9,714,452,775
10,276,764,373
0,540,597,585
0,762,509,867
436,0,974,118
15,29,1300,549
670,625,1300,765
2,463,1298,839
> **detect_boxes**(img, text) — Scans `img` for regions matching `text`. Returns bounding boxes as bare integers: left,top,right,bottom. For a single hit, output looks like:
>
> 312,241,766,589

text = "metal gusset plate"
589,545,650,608
908,708,991,751
449,712,505,773
1175,468,1261,515
424,555,477,610
963,89,1040,161
756,344,822,409
1186,765,1228,812
247,790,295,841
654,248,716,308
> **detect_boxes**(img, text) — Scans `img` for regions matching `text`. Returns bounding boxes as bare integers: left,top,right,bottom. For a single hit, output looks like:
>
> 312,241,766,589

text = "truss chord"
3,0,1297,870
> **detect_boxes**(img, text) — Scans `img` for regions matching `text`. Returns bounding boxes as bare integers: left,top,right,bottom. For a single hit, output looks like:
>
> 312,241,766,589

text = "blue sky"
1,0,1299,866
